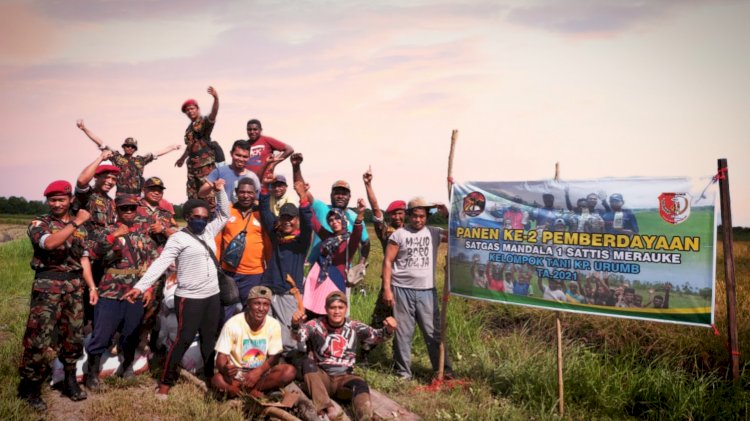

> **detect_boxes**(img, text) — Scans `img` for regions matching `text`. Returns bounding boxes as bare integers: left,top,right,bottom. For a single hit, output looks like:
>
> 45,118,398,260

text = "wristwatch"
70,221,80,229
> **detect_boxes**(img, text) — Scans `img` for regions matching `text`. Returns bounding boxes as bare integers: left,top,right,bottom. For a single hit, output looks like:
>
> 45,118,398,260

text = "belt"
34,271,81,281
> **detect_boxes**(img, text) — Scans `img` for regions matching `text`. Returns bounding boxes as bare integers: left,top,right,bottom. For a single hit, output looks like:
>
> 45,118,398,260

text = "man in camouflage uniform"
75,120,181,196
84,195,159,390
18,180,99,411
75,150,120,325
136,177,178,354
174,86,220,199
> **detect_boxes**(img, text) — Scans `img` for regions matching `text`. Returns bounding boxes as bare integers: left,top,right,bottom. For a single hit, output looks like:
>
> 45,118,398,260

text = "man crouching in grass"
211,286,296,398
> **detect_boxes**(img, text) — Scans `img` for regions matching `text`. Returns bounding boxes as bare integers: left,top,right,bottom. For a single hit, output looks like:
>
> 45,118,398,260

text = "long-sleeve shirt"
133,188,229,299
258,192,313,294
292,317,391,376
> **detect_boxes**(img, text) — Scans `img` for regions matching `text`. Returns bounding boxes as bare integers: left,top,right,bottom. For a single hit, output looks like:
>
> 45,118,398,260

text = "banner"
448,177,718,326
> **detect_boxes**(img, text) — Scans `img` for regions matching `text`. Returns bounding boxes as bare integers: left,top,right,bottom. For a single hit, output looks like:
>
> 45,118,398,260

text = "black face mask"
187,218,208,234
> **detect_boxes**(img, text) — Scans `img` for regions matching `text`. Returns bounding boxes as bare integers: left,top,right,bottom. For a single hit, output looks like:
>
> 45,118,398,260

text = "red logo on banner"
463,192,485,217
658,193,691,225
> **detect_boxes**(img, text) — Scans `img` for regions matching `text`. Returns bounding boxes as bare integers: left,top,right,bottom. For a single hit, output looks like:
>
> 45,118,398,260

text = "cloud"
505,0,711,35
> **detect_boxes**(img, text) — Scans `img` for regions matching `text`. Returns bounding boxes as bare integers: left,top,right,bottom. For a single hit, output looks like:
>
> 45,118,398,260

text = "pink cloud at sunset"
1,0,749,225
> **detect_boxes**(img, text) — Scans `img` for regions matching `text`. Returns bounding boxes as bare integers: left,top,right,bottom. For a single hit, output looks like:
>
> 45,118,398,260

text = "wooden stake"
554,161,564,416
718,159,740,382
437,129,459,381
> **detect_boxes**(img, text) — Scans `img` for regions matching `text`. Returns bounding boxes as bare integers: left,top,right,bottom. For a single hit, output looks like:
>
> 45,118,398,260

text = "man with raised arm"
244,118,294,180
197,139,260,204
75,120,180,196
174,86,220,199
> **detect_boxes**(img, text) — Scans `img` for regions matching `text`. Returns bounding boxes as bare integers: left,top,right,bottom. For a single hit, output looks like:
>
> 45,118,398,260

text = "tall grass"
1,228,748,420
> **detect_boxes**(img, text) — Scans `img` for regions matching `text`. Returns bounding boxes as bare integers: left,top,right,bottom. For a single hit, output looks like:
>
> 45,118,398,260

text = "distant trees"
0,196,47,215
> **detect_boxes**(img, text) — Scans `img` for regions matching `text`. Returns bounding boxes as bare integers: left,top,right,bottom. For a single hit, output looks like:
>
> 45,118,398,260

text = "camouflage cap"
144,177,166,189
247,285,273,302
325,291,348,308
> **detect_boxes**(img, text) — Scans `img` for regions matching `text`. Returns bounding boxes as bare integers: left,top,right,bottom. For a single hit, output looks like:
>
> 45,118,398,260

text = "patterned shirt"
111,151,155,194
28,213,90,293
136,199,178,251
184,115,216,171
91,223,159,300
293,318,391,376
74,186,116,235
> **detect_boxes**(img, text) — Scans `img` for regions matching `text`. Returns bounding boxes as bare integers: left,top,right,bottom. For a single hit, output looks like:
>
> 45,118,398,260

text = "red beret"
181,99,198,112
386,200,406,213
94,165,120,176
43,180,72,197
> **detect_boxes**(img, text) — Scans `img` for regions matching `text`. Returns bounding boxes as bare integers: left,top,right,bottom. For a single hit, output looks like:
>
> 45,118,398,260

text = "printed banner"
448,177,718,326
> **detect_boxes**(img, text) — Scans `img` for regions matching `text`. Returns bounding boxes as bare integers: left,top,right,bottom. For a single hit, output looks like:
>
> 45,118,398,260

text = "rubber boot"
116,349,136,379
85,354,103,392
61,366,87,401
17,378,47,412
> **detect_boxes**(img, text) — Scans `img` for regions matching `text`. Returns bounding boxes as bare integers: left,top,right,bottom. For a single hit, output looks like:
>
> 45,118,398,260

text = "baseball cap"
43,180,72,197
279,203,299,218
331,180,350,191
247,285,273,302
144,177,166,189
116,195,140,207
325,291,348,307
273,175,288,185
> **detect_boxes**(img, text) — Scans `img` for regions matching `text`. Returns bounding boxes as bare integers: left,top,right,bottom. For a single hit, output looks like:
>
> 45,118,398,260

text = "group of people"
18,86,453,420
488,189,639,235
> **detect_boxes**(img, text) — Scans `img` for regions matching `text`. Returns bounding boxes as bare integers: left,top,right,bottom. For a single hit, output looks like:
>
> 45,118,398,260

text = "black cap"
279,203,299,217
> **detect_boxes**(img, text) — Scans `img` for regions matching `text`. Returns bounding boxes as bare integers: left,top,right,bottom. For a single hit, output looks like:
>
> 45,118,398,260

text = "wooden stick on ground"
718,158,740,382
437,129,459,381
554,161,565,416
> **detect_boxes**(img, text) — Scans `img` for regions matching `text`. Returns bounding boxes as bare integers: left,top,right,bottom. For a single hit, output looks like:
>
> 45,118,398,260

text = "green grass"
2,227,749,420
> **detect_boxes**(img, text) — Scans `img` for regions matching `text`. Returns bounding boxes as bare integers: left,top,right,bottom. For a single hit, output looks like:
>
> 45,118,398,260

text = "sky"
1,0,749,225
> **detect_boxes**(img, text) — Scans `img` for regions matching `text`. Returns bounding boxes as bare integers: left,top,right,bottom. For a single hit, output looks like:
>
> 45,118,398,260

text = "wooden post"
437,129,459,381
554,161,564,416
718,158,740,382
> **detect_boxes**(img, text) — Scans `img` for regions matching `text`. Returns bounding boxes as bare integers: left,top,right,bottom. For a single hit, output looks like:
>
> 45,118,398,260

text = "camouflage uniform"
19,214,90,382
370,220,398,326
184,116,216,199
110,151,155,196
73,187,116,323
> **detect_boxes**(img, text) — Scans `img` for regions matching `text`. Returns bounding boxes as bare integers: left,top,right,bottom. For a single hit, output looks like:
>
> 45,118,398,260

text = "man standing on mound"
18,180,98,411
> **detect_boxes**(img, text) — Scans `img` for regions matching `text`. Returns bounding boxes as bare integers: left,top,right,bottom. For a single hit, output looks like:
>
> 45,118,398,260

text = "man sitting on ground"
292,291,397,421
211,286,296,398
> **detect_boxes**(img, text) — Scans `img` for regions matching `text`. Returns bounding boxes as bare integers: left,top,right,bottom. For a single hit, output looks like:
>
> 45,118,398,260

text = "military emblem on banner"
463,192,485,217
658,192,691,224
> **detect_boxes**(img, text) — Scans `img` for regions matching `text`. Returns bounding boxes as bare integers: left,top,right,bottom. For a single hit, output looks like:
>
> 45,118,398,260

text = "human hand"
150,222,164,234
172,144,181,151
363,166,373,185
207,86,218,99
122,288,141,304
262,171,275,186
74,209,91,225
76,120,86,130
101,149,114,160
290,153,303,166
213,178,226,192
382,289,395,307
89,288,99,306
112,224,130,238
243,367,262,389
294,180,307,198
143,288,154,307
382,316,397,333
175,157,185,168
291,310,307,325
223,361,238,379
356,198,366,214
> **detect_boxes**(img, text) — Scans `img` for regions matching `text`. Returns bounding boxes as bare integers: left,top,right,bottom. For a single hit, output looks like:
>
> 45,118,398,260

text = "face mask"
188,218,208,234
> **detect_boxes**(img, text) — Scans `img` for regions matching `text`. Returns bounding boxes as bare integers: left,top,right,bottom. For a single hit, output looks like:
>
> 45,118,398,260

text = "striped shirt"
134,189,229,299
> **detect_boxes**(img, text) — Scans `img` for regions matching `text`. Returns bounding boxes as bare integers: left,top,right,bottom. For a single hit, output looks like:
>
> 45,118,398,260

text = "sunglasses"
123,145,136,149
118,205,138,212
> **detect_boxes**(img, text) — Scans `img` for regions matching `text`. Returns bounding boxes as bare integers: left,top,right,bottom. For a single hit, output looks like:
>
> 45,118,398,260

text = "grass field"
1,225,749,420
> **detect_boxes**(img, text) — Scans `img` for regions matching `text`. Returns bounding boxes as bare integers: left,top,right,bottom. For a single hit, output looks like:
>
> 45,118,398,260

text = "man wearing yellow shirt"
211,286,296,398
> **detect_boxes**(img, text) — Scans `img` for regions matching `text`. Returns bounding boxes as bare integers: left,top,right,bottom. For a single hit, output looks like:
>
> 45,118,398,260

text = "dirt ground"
0,224,25,244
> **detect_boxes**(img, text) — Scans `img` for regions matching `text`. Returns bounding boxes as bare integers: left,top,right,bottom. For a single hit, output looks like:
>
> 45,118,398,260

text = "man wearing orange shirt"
216,178,271,321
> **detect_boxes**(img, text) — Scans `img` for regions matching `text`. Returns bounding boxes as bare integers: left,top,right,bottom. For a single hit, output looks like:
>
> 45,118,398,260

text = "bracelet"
70,221,80,229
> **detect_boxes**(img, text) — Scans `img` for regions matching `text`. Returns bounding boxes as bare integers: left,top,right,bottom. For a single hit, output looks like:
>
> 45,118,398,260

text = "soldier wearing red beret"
174,86,223,199
18,180,98,411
